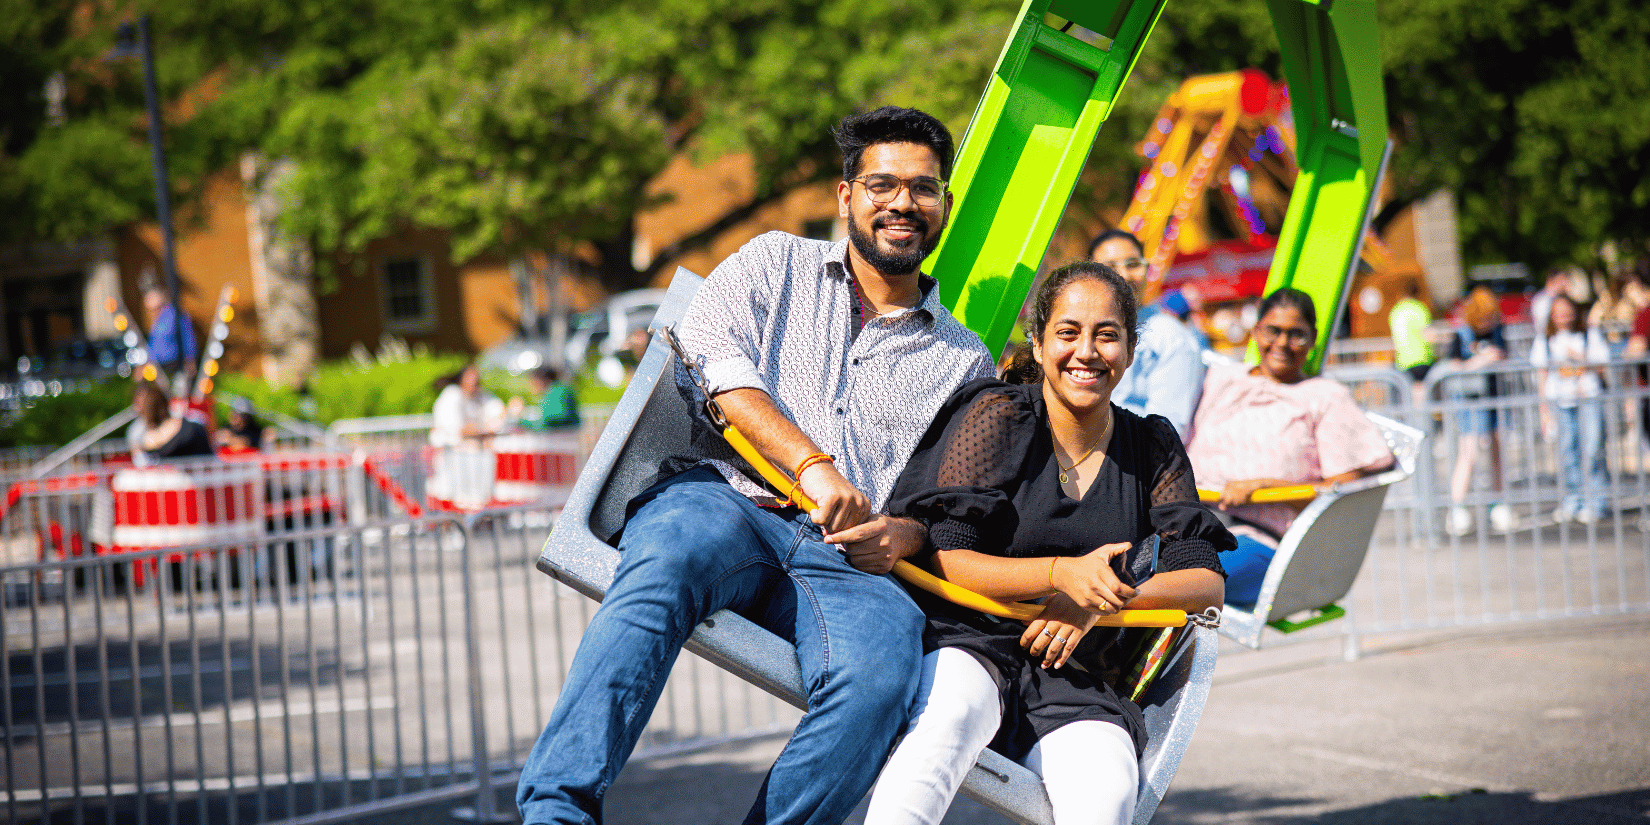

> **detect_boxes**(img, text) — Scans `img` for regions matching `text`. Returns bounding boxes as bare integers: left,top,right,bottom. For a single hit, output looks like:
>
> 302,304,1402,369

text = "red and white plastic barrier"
490,431,580,506
110,463,265,554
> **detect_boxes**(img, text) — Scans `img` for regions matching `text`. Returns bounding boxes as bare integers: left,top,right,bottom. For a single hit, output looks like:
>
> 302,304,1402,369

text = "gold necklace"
1054,415,1114,484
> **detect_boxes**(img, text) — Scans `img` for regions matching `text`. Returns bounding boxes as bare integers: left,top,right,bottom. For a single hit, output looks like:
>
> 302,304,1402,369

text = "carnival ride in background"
1117,68,1429,348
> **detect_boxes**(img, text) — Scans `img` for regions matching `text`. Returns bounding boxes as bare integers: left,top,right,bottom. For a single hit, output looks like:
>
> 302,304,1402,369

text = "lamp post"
112,14,186,377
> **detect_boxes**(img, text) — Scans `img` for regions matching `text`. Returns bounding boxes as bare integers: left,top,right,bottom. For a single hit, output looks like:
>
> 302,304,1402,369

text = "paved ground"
367,612,1649,825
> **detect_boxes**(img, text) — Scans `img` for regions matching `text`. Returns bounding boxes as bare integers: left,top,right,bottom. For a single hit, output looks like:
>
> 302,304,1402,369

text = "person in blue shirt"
1089,230,1205,437
144,284,198,375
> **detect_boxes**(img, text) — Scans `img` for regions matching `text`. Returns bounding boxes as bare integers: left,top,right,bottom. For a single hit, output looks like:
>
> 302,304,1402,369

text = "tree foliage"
183,0,1021,291
3,0,1645,289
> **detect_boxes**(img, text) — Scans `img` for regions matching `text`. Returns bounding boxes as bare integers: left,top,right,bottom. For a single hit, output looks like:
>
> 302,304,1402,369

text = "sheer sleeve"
887,379,1037,554
1141,414,1233,577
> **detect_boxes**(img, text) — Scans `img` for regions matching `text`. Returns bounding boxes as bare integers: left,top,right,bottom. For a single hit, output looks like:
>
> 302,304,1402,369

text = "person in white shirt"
1089,230,1204,437
1530,294,1612,523
428,364,505,508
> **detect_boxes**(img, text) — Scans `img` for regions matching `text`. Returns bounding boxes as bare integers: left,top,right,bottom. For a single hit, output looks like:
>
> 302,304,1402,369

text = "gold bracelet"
1048,557,1058,588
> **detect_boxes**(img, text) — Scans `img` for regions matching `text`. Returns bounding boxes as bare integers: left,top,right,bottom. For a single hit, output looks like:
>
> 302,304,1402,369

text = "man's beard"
848,212,941,276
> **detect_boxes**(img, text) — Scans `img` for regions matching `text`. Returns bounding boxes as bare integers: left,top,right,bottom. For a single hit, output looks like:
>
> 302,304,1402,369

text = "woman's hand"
1022,593,1100,669
1049,543,1136,615
1218,479,1269,509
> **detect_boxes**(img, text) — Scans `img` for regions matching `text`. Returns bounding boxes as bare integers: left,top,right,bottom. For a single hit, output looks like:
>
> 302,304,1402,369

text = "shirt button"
851,358,860,366
835,407,845,415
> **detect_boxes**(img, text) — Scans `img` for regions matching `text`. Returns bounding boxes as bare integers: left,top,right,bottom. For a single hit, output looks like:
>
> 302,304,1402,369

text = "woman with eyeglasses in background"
1184,287,1394,607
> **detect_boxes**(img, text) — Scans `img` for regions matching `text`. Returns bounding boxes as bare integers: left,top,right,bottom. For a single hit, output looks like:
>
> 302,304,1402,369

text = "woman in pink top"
1186,288,1394,606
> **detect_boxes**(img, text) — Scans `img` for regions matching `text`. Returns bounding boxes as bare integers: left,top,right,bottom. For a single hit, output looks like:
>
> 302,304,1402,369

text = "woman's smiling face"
1032,277,1134,417
1253,303,1314,384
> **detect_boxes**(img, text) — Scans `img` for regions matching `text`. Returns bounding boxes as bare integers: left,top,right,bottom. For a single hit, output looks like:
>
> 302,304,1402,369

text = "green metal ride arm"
926,0,1168,360
1259,0,1388,375
931,0,1388,375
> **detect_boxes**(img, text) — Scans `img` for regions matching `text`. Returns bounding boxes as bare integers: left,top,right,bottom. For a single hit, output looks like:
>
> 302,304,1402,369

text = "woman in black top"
130,380,215,463
864,262,1231,825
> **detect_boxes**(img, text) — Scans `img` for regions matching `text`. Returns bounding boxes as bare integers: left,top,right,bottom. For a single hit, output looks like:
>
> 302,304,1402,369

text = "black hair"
1086,228,1145,261
1256,287,1318,331
832,107,955,182
1003,261,1139,384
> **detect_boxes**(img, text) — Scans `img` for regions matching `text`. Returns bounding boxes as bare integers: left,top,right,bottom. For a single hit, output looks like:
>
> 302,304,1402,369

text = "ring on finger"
1053,636,1068,645
1040,628,1055,638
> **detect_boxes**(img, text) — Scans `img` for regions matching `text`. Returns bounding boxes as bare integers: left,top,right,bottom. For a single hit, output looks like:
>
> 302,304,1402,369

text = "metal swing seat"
536,270,1219,825
1212,402,1425,650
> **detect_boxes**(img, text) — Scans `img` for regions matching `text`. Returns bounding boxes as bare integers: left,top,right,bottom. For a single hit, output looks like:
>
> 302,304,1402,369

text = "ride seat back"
1220,412,1423,648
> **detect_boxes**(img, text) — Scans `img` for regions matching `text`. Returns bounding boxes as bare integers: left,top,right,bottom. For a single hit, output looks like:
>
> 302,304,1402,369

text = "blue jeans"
1223,533,1275,608
1555,401,1610,518
517,466,926,825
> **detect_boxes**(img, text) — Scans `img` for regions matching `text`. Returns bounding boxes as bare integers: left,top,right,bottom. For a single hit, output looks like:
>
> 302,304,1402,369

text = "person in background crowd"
1089,229,1204,437
428,364,505,508
511,365,581,430
431,364,505,448
1531,294,1612,525
515,106,995,825
1444,286,1514,536
143,279,198,378
1388,280,1436,409
215,397,271,452
1626,264,1650,450
1158,288,1210,350
1185,287,1393,607
1530,268,1569,342
128,379,214,466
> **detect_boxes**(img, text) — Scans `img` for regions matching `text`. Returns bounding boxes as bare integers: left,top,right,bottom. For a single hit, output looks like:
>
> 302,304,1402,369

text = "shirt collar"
825,238,939,326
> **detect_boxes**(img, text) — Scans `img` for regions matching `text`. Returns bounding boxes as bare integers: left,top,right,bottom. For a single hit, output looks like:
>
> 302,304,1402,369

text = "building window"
381,256,436,334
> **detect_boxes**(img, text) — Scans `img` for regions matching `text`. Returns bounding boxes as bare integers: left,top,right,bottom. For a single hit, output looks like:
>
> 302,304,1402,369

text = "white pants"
865,647,1139,825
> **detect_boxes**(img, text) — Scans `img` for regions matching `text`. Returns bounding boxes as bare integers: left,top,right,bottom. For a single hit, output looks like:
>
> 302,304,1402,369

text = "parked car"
480,288,666,376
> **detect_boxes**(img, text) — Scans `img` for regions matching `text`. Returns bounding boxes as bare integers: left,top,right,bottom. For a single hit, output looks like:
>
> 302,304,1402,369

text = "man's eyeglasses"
849,174,948,207
1097,257,1146,272
1254,324,1313,347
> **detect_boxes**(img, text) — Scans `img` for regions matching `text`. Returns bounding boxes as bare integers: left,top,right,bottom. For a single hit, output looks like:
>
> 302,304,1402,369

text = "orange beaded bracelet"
792,452,834,481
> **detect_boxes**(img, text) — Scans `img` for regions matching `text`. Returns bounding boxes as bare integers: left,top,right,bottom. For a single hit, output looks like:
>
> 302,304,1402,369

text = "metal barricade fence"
1,506,798,825
1330,354,1650,635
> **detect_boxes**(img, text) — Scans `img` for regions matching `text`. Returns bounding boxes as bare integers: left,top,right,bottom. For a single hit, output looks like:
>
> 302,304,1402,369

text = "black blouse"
889,378,1232,575
146,419,216,462
887,379,1234,758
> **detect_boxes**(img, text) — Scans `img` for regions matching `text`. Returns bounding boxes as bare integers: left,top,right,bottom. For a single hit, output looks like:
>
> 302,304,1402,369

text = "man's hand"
822,516,925,575
796,461,869,535
1050,543,1136,614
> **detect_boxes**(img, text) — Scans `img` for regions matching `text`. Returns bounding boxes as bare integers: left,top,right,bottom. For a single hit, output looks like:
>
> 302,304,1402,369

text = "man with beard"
517,107,994,825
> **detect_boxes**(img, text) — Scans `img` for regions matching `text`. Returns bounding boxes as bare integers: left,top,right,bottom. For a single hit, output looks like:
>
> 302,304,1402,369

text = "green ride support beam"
1260,0,1388,375
926,0,1168,360
930,0,1388,374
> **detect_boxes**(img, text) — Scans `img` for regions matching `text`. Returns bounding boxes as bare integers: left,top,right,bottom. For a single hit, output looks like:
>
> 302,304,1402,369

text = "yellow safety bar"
1196,485,1319,504
725,416,1186,628
663,325,1186,627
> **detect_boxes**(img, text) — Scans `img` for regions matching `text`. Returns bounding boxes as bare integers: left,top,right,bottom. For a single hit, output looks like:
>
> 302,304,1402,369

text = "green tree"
1380,0,1650,273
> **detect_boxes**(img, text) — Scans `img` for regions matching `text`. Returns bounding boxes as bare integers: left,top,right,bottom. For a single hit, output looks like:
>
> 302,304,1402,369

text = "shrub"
0,379,134,449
